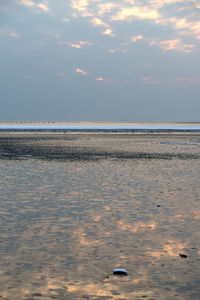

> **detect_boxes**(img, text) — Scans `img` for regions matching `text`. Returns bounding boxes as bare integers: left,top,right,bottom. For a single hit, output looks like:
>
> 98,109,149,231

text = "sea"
0,123,200,299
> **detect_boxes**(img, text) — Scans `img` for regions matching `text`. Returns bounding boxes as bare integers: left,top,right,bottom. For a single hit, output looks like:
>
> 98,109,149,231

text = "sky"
0,0,200,122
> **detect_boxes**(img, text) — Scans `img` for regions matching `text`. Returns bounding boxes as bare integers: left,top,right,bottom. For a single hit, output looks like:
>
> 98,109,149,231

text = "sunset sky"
0,0,200,121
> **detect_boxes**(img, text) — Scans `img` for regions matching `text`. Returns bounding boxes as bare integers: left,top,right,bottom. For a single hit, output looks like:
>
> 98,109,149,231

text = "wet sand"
0,133,200,299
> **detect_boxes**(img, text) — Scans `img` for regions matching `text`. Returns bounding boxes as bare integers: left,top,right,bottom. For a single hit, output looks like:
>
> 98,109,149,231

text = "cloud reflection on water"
0,133,200,299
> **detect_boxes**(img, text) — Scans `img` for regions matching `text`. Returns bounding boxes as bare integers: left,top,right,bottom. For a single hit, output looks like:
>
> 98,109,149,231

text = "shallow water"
0,133,200,299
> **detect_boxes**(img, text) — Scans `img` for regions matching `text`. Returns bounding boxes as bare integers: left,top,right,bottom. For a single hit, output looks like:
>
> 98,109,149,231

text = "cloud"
150,38,195,53
131,35,143,42
170,17,191,30
37,3,49,12
109,48,127,53
58,40,92,48
0,29,20,38
98,2,118,16
111,5,161,21
70,0,200,46
102,28,114,37
173,77,185,82
91,18,108,27
96,76,109,82
20,0,50,12
9,31,20,37
149,0,185,9
20,0,34,7
172,77,200,85
61,17,70,23
71,0,92,17
76,68,87,75
140,77,161,85
91,18,114,37
140,77,152,81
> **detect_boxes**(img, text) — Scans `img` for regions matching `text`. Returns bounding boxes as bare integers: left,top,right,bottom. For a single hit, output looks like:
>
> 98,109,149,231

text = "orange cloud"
112,6,161,21
150,39,195,53
170,17,191,29
98,2,117,16
70,0,200,45
159,16,200,41
131,35,143,42
59,40,91,48
76,68,87,75
71,0,92,17
20,0,34,7
96,76,109,82
20,0,50,11
91,18,114,37
91,18,108,27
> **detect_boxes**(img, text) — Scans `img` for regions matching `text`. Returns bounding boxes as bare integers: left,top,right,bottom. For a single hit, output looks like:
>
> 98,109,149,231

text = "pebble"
179,253,187,258
113,268,128,276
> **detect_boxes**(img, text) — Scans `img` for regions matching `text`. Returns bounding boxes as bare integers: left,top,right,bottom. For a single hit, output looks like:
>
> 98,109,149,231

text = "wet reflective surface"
0,133,200,299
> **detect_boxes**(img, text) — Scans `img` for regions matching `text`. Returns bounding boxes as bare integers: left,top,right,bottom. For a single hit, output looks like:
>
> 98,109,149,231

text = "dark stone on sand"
157,204,160,207
32,292,42,296
113,268,128,276
179,253,187,258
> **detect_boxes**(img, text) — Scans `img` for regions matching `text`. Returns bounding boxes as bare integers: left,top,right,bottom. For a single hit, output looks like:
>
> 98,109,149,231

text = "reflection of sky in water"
0,134,200,299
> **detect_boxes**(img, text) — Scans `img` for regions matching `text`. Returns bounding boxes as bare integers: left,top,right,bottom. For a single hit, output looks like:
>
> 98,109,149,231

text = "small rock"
179,253,187,258
113,268,128,276
157,205,160,207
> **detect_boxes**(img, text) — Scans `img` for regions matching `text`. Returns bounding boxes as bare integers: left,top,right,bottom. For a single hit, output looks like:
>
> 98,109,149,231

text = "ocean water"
0,122,200,132
0,133,200,299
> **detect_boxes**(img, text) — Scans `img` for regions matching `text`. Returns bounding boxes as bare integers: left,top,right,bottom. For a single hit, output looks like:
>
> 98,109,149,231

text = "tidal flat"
0,132,200,299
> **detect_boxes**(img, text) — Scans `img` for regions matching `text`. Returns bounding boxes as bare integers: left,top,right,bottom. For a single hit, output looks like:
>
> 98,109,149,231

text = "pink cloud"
20,0,34,7
96,76,109,82
76,68,87,75
150,39,195,53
